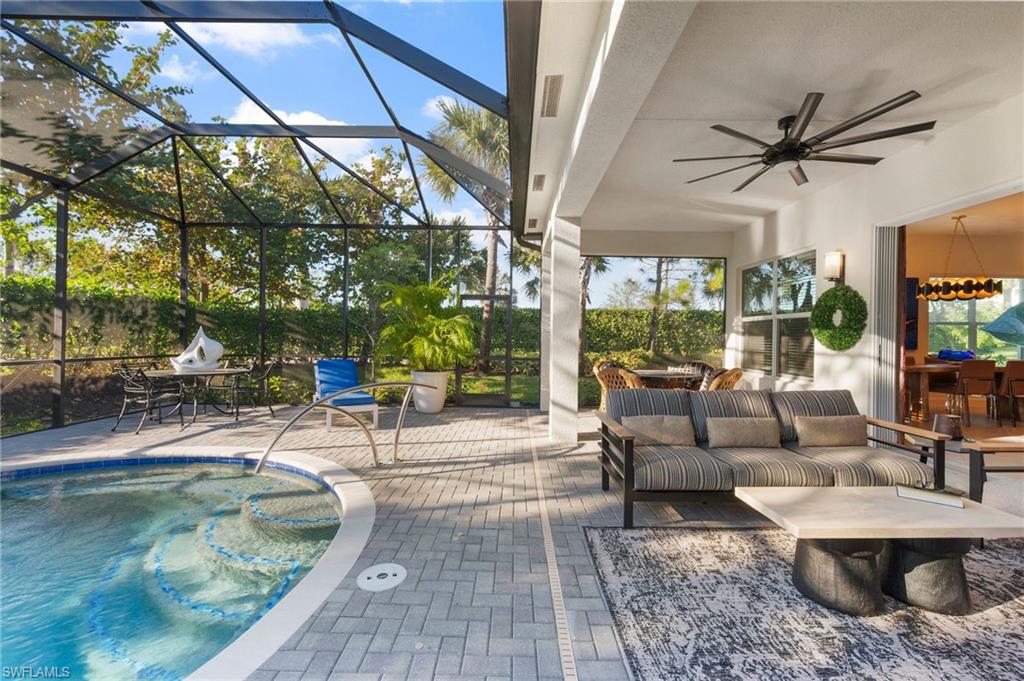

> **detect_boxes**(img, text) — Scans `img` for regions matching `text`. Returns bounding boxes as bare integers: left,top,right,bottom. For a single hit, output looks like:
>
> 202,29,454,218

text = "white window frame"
740,250,816,379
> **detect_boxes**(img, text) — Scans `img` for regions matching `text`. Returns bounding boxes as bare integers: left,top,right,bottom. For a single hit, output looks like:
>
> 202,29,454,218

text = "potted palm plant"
376,280,477,414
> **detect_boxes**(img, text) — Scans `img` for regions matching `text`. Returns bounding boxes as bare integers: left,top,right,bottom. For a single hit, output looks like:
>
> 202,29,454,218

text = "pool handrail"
253,382,434,473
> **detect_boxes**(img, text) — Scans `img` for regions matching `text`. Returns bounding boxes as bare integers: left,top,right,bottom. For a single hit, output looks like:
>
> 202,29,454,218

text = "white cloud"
157,53,212,83
227,99,371,164
437,207,487,226
421,95,456,120
185,23,342,58
187,23,310,57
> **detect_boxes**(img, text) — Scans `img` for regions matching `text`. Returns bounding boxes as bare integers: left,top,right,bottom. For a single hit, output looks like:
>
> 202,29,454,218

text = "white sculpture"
171,326,224,372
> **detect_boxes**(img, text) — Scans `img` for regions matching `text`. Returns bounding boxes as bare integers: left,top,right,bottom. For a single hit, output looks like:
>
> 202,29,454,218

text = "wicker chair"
595,366,642,411
707,368,743,391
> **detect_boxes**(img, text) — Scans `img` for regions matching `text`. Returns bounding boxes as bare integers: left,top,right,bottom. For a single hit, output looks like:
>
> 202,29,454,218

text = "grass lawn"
369,366,600,407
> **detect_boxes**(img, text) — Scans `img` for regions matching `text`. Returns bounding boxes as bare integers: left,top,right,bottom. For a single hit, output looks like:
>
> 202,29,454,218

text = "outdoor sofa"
597,389,950,528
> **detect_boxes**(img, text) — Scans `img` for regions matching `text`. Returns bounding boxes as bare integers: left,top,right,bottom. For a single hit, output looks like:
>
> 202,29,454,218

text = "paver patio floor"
3,406,767,681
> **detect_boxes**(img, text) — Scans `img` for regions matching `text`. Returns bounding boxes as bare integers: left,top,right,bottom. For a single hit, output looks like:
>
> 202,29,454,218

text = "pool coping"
0,445,375,681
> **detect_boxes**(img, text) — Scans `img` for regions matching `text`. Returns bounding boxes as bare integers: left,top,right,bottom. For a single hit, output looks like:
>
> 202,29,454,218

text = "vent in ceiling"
540,75,564,118
532,174,546,191
527,218,539,231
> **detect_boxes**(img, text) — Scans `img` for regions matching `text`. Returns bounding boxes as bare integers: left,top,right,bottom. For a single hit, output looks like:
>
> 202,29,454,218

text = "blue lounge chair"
315,358,378,429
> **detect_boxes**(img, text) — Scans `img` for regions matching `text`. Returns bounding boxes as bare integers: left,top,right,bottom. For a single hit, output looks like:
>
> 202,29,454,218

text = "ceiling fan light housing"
773,159,800,172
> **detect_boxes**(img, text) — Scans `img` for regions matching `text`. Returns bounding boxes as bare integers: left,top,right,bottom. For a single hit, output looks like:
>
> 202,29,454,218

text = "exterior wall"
547,217,582,441
581,229,733,258
725,93,1024,411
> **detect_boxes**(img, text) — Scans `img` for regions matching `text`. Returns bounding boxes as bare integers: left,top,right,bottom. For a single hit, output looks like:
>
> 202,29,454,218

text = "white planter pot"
410,371,448,414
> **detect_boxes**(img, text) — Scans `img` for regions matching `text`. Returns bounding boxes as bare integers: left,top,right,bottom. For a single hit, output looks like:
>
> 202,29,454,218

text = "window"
927,278,1024,363
740,251,816,378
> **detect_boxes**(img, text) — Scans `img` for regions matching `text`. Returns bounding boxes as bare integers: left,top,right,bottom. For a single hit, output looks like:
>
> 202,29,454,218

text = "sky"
115,0,506,228
28,1,723,311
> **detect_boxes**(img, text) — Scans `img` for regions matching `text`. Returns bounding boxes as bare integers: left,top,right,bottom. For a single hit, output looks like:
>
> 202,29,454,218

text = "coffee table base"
882,538,973,615
793,538,886,616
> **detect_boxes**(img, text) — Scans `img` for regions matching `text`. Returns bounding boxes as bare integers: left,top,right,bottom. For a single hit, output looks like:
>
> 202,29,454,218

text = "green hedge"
2,275,724,432
1,275,722,362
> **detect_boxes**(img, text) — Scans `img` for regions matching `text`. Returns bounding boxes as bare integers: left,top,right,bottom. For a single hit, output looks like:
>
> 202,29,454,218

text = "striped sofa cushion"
633,446,734,491
788,445,934,487
608,389,692,421
770,390,860,444
704,447,835,487
688,390,776,444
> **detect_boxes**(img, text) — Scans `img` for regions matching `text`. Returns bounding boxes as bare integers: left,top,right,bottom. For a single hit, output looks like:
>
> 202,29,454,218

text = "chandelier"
916,215,1003,301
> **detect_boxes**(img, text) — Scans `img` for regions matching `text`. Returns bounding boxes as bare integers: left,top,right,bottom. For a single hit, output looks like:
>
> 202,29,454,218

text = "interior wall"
724,92,1024,412
906,229,1024,362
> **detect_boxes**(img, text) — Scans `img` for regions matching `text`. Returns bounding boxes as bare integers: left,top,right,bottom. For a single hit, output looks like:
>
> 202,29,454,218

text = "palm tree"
579,256,610,365
697,259,725,307
513,245,542,302
419,99,509,372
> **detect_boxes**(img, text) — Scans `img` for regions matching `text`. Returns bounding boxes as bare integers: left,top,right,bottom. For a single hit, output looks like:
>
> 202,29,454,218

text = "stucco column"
547,217,581,442
539,231,552,412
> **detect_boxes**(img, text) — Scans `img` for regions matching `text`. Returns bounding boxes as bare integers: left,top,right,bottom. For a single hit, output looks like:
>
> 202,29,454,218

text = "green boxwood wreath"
810,284,868,351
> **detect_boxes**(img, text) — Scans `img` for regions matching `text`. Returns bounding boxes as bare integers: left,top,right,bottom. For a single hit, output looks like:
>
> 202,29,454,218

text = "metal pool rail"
253,382,434,472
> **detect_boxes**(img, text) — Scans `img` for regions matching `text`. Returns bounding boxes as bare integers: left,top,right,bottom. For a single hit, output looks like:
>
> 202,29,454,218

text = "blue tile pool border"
0,457,331,491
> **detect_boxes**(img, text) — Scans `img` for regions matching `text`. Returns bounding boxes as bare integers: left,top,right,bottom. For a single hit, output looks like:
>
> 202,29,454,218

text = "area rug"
586,527,1024,680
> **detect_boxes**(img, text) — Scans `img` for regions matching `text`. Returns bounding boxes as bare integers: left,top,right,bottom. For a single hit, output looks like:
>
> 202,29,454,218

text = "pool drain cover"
357,563,406,592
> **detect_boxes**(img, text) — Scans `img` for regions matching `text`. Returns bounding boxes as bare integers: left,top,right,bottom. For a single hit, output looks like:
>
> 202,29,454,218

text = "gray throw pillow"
795,415,868,447
621,415,696,446
706,417,780,448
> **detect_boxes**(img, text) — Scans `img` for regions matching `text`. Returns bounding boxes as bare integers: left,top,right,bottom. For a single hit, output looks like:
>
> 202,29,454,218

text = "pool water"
1,464,341,680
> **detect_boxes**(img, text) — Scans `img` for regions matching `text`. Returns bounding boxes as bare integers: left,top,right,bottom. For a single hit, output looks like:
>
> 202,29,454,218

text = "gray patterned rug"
586,527,1024,681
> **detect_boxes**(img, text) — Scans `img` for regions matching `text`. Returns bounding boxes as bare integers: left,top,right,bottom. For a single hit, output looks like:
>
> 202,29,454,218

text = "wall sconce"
824,251,845,284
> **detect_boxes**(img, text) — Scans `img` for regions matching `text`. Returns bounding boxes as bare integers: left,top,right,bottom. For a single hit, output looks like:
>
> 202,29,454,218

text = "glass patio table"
146,367,251,426
633,369,704,389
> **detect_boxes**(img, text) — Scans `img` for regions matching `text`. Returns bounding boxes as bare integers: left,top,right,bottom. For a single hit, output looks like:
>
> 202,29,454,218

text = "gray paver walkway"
3,406,766,681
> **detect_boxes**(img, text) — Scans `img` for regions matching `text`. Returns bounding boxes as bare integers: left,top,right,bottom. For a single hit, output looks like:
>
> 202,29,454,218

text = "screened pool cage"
1,1,533,433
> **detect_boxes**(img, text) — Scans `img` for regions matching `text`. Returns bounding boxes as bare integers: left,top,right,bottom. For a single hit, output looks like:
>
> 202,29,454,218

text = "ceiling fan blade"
673,154,762,162
805,152,883,165
789,165,808,186
786,92,824,142
685,160,763,184
803,90,922,145
732,165,771,192
811,121,936,152
710,124,772,149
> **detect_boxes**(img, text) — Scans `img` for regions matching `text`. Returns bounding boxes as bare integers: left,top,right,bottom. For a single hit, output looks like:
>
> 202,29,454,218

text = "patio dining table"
146,367,250,425
632,369,704,389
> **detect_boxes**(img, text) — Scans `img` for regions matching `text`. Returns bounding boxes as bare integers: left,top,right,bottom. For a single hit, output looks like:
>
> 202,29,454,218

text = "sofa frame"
597,410,949,529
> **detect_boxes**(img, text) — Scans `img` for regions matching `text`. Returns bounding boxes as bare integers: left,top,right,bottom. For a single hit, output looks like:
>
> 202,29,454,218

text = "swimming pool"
1,463,342,680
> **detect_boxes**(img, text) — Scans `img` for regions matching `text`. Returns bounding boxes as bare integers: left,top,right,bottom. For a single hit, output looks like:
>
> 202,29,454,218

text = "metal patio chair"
111,364,184,434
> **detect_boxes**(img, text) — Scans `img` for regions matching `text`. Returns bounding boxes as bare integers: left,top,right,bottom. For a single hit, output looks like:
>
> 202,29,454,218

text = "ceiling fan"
673,90,936,192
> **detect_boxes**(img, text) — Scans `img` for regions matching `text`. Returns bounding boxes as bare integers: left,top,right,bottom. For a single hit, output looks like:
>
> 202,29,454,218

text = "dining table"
904,363,1006,422
146,367,250,425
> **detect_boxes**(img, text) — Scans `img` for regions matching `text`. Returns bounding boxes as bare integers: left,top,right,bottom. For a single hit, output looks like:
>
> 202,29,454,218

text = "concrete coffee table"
735,486,1024,616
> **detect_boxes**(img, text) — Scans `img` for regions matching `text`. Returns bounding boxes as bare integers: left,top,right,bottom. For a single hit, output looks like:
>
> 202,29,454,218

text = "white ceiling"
580,1,1024,232
907,192,1024,236
524,1,606,234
